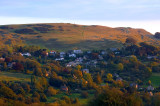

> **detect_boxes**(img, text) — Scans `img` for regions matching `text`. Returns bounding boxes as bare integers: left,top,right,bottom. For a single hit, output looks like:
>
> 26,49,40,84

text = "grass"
145,73,160,87
0,71,32,82
0,23,157,51
26,38,123,51
47,92,94,105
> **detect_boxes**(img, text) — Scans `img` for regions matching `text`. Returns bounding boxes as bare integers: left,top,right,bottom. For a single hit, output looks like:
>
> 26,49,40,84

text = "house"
130,83,138,89
147,56,157,59
110,48,118,52
50,50,56,54
42,52,48,56
66,61,79,67
55,58,64,61
60,85,68,92
49,50,56,56
89,60,98,67
116,77,123,81
69,54,76,58
115,52,120,54
66,64,72,67
0,57,5,62
101,51,107,55
113,73,119,78
98,55,103,60
75,57,83,62
82,69,89,73
91,60,98,65
73,50,83,54
83,55,88,60
60,52,65,58
22,53,31,56
87,51,92,54
7,62,16,68
147,85,154,91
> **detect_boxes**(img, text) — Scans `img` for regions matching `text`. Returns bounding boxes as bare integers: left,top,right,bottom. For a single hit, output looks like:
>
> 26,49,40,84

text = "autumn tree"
46,86,58,96
0,82,17,99
95,73,102,84
117,63,124,71
125,37,137,45
40,93,47,102
154,32,160,39
34,68,43,76
106,73,113,82
12,62,24,71
148,80,151,85
73,69,83,79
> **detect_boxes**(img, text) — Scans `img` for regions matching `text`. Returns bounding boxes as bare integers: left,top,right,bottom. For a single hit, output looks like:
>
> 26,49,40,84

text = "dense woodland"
0,38,160,106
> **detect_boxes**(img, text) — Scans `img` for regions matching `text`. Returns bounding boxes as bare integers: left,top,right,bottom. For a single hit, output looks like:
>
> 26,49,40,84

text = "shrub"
81,91,89,98
46,86,58,96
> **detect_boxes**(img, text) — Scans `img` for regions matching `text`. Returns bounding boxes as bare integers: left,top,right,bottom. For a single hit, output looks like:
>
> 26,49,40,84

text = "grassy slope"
0,72,31,82
0,23,158,51
145,73,160,87
47,92,94,105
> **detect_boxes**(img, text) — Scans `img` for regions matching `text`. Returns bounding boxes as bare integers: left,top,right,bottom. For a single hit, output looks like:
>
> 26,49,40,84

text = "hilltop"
0,23,158,51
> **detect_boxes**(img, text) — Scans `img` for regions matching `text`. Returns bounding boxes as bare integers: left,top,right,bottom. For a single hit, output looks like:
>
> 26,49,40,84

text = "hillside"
0,23,158,51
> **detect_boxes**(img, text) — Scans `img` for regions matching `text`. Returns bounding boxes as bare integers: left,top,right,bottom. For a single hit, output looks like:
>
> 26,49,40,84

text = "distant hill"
0,23,158,51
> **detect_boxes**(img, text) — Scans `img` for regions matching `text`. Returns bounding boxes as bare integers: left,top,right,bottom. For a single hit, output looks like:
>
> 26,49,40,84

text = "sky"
0,0,159,34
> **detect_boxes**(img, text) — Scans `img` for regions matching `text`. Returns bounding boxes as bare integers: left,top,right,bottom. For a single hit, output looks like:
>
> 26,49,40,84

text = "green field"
145,73,160,87
47,92,94,105
0,72,31,82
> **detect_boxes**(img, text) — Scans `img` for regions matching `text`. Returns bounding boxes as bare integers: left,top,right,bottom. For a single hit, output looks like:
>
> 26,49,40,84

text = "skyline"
0,0,159,34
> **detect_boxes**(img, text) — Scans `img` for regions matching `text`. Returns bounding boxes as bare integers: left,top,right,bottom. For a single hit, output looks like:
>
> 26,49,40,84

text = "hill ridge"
0,23,158,50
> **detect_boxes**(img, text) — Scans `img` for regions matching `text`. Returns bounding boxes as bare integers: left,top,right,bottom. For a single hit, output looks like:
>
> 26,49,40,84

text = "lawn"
145,73,160,87
0,71,32,82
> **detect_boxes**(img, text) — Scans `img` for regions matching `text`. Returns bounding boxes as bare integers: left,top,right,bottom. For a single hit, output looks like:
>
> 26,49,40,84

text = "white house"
60,52,65,58
87,51,92,54
110,48,118,52
101,51,107,55
55,58,64,61
69,54,76,58
75,57,83,62
147,85,154,91
116,77,123,81
73,50,83,54
115,52,120,54
98,55,103,60
147,56,157,59
66,61,79,67
21,53,31,56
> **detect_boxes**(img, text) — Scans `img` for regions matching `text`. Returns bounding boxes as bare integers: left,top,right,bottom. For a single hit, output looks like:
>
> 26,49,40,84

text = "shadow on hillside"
25,38,123,51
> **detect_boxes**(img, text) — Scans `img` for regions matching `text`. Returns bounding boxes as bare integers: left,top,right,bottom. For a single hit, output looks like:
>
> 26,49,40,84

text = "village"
0,45,158,95
0,41,160,105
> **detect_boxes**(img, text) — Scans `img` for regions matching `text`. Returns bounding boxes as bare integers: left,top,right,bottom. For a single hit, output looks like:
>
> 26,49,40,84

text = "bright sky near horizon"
0,0,159,34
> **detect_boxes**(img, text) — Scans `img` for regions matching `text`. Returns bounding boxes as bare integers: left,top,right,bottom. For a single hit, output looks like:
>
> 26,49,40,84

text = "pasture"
0,71,31,82
145,73,160,87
